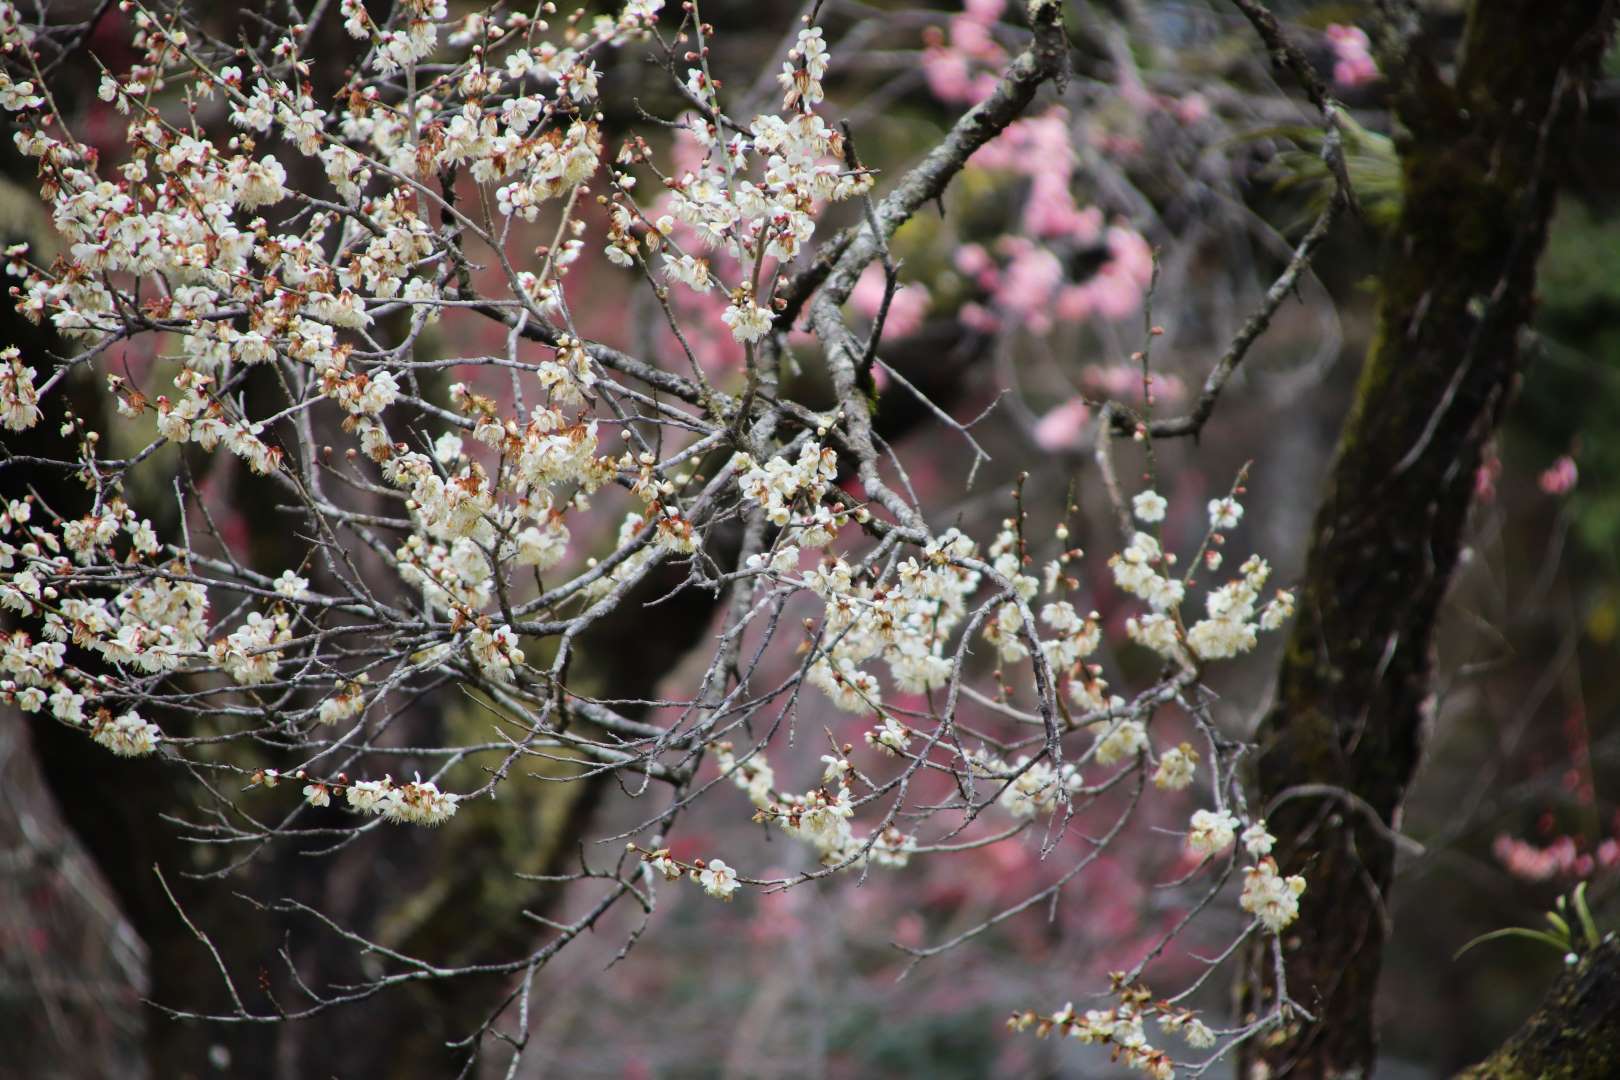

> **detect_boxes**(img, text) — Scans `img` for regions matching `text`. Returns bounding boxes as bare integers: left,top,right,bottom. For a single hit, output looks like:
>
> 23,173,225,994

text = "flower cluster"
964,748,1084,818
91,711,163,757
338,775,460,826
1180,810,1304,934
1,0,1318,1060
1108,490,1294,664
1326,24,1379,89
1240,855,1308,934
634,845,741,901
0,346,41,431
1012,982,1219,1078
714,743,916,870
1185,808,1238,858
603,23,874,356
1179,811,1306,935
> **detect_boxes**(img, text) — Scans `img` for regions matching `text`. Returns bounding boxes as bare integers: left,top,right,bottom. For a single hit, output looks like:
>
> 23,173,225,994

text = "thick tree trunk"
1236,3,1617,1076
1456,938,1620,1080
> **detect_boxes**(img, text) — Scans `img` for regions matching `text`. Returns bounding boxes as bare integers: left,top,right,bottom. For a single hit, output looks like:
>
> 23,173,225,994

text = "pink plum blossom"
1033,397,1089,451
1538,454,1578,495
1326,24,1379,89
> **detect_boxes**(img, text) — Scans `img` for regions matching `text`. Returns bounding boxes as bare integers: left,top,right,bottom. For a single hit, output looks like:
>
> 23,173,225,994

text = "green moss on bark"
1457,938,1620,1080
1237,2,1618,1076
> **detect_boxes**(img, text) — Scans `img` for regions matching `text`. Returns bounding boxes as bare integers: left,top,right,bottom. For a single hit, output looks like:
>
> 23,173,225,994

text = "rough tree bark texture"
1455,937,1620,1080
1237,3,1617,1077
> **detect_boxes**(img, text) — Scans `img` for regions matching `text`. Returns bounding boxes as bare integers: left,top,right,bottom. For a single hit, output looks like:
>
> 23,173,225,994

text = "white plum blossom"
693,858,739,900
92,711,161,756
1152,743,1198,790
1,348,41,431
871,827,917,868
341,775,459,826
215,611,292,684
813,657,881,712
721,292,773,343
779,27,830,110
1090,718,1147,766
273,570,309,598
1186,808,1239,857
1208,497,1243,530
1132,490,1168,523
345,778,393,814
1184,1018,1217,1049
1241,856,1307,932
466,623,524,681
663,252,712,292
995,755,1084,817
514,519,570,570
317,679,368,725
714,743,776,809
383,779,460,826
1243,821,1276,858
646,850,683,880
1260,590,1296,631
864,715,912,756
433,431,465,463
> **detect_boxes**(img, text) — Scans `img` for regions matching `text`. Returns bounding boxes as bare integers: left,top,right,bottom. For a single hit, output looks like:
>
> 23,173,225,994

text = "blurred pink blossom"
1493,833,1595,882
1474,448,1502,503
920,1,1007,106
997,243,1063,322
959,301,1000,333
1082,363,1185,404
950,14,1002,61
922,47,977,104
747,869,805,944
1326,24,1379,89
1174,92,1211,125
954,242,993,279
1033,398,1089,451
959,106,1156,328
1055,226,1154,322
851,264,932,339
963,0,1004,23
1025,190,1102,243
1539,454,1578,495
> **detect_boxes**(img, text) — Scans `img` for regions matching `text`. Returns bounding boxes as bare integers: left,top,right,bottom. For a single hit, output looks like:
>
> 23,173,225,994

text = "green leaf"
1573,882,1602,950
1454,926,1572,961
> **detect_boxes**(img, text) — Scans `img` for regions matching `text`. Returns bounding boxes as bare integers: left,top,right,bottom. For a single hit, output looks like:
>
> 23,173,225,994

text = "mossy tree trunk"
1236,2,1617,1076
1456,938,1620,1080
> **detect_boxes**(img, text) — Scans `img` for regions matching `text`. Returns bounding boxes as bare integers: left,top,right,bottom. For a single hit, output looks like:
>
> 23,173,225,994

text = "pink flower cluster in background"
956,103,1155,334
952,193,1153,336
919,5,1157,339
921,0,1007,106
849,263,932,341
1538,454,1578,496
1033,397,1089,451
1493,833,1620,883
976,109,1096,242
1325,24,1378,89
1032,367,1187,451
